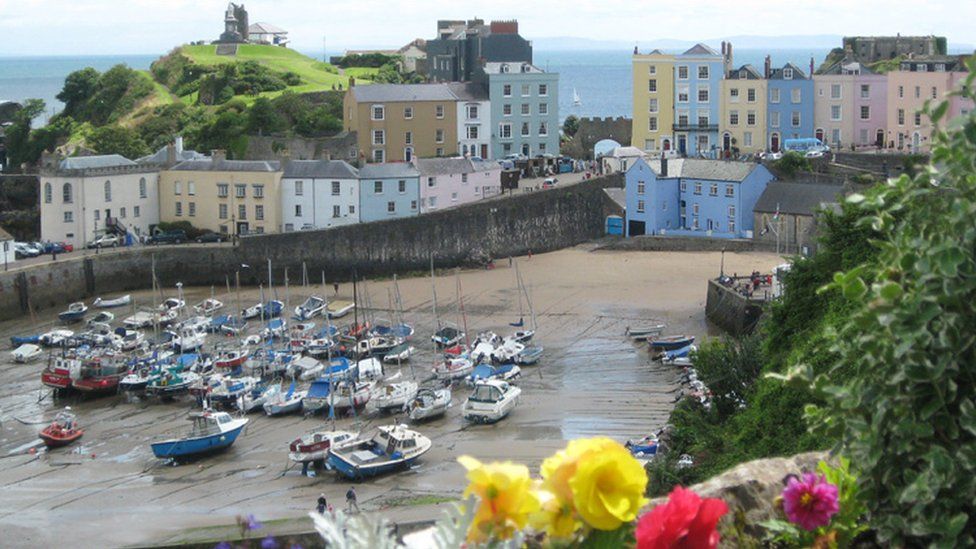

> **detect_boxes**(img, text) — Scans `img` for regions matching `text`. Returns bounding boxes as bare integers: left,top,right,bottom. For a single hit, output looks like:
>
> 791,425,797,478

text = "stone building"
842,35,945,63
426,19,532,83
218,3,249,43
752,181,843,255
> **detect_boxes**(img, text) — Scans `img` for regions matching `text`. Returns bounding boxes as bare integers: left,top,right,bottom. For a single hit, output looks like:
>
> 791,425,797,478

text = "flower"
635,486,728,549
531,489,581,539
214,543,232,549
260,536,279,549
540,437,648,531
245,514,263,531
458,455,541,542
782,472,839,531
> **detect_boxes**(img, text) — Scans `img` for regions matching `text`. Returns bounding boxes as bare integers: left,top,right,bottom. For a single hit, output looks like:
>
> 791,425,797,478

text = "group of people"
316,486,360,515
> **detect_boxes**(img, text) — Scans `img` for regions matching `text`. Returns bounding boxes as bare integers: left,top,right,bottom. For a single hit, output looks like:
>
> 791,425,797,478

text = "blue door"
678,136,687,156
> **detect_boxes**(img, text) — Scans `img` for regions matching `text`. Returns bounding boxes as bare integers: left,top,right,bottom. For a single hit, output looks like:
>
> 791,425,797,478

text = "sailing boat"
573,88,582,107
508,260,535,343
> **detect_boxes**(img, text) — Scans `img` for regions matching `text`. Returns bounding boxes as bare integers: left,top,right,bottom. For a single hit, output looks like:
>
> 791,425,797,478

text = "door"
481,144,488,158
677,135,687,155
876,129,884,148
627,220,646,237
404,147,413,162
723,133,731,152
770,133,780,152
912,132,920,152
237,222,249,235
662,139,671,151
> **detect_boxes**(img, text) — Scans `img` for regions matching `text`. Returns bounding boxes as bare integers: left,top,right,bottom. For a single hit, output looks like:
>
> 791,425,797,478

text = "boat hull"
151,425,245,459
328,452,420,480
39,428,84,448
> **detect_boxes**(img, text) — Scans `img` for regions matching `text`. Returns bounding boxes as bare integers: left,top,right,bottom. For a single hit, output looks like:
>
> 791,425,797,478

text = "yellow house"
631,50,675,153
720,65,767,155
159,152,283,236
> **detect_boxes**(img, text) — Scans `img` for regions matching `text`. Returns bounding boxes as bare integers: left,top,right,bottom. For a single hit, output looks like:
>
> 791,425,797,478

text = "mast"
514,259,524,324
151,254,158,337
430,254,440,331
456,268,469,348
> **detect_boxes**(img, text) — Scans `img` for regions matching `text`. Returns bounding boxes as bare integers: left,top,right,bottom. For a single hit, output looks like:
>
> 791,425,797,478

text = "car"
542,177,558,189
13,242,40,259
195,232,225,243
804,150,825,159
148,230,187,245
760,151,784,161
87,234,121,249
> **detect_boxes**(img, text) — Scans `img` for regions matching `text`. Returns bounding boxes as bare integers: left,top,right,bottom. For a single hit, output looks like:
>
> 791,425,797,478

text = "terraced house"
765,60,815,152
280,159,360,231
480,61,560,159
720,65,766,155
886,56,971,152
672,43,732,157
631,49,676,153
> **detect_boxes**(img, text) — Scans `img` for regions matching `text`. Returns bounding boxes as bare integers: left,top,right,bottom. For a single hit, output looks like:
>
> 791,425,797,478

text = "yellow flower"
531,488,581,539
458,455,540,542
541,437,649,531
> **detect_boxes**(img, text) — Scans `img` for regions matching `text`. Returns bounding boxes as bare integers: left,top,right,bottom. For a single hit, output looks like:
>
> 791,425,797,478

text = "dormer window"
783,67,793,79
500,64,509,73
738,70,746,79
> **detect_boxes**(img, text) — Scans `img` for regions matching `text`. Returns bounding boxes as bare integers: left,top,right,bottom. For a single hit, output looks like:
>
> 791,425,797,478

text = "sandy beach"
0,246,781,547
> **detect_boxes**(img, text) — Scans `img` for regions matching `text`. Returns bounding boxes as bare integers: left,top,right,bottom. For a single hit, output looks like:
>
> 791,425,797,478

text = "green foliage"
56,67,100,118
692,335,763,419
196,60,299,105
247,97,287,135
804,68,976,547
771,151,812,178
333,52,399,69
3,99,73,167
87,125,150,159
563,115,580,138
900,153,928,177
155,220,204,239
80,65,154,125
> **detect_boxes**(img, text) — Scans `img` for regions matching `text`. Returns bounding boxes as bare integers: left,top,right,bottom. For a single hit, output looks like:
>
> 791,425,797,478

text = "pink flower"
782,473,839,531
636,486,728,549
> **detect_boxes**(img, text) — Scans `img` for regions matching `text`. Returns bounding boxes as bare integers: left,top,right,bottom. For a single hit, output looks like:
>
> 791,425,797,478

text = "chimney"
764,55,772,79
721,41,726,56
726,42,733,65
165,143,177,166
634,45,639,55
280,149,291,172
212,149,226,163
175,136,184,155
810,57,815,76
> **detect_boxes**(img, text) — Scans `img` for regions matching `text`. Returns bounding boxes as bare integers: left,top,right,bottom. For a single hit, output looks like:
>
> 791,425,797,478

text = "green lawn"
345,67,381,79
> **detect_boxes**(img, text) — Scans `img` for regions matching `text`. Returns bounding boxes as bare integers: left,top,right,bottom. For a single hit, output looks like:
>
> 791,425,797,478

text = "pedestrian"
52,248,57,261
508,256,513,268
346,486,360,513
333,282,339,295
527,249,532,260
317,493,328,515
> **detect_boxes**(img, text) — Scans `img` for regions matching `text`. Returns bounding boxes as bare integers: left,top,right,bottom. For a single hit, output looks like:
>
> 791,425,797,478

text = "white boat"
407,387,452,421
294,295,326,320
264,383,307,416
432,325,464,348
173,323,207,352
573,88,582,106
241,383,281,413
193,298,224,316
463,379,521,424
92,294,132,308
470,340,496,363
515,346,544,365
241,303,263,320
11,343,43,363
261,318,287,340
326,300,355,319
370,380,419,413
327,380,372,412
626,324,666,339
87,311,115,327
306,337,336,357
433,356,474,380
354,336,400,357
118,329,145,352
288,430,357,464
58,302,88,323
39,329,74,347
289,355,324,380
155,308,179,326
327,424,432,480
507,330,535,344
382,343,416,363
158,298,185,313
355,357,385,381
123,310,156,329
490,339,525,363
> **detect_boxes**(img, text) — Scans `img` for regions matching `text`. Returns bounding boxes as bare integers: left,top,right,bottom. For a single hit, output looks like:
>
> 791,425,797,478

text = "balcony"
672,122,719,132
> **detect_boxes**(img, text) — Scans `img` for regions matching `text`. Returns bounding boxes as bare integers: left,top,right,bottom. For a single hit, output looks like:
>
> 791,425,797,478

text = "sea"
0,48,830,125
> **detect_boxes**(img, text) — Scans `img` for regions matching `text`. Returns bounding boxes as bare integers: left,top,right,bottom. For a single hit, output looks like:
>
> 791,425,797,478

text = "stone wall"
831,151,928,177
597,234,772,253
705,278,768,335
561,117,633,160
244,132,359,163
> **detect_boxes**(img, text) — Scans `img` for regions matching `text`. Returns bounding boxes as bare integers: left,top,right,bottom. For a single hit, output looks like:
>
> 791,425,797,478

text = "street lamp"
720,248,726,278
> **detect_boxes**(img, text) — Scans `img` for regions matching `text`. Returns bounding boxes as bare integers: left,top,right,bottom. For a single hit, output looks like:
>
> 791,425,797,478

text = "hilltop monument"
217,3,249,43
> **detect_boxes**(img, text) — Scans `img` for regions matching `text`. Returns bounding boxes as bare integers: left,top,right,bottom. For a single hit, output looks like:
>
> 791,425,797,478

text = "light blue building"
358,164,421,223
766,62,815,152
673,43,731,157
624,157,774,238
479,62,560,159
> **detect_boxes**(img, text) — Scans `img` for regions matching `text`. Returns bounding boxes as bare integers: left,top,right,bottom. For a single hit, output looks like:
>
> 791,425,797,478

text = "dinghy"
288,430,356,465
382,343,416,363
626,324,666,340
507,330,535,344
294,295,326,320
193,298,224,316
87,311,115,326
463,379,521,424
370,380,419,413
58,302,88,324
406,387,452,421
649,335,695,350
515,346,544,365
11,343,43,363
468,363,521,385
326,300,355,319
39,409,84,448
150,411,248,460
625,435,659,458
93,294,131,309
328,424,432,480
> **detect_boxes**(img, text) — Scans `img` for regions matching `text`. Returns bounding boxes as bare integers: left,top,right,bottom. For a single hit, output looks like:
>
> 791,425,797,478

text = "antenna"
322,35,327,62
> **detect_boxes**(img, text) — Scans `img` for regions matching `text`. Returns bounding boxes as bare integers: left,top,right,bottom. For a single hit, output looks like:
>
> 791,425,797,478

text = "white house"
449,83,492,159
601,146,646,175
39,155,160,249
415,157,502,213
281,160,360,231
0,227,15,268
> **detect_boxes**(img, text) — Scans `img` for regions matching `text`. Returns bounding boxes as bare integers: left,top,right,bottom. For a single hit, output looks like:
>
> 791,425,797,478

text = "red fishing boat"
39,409,84,448
41,355,81,392
72,354,128,394
214,346,248,369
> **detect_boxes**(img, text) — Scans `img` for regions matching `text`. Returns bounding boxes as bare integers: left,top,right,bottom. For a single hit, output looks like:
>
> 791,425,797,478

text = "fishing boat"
371,380,419,413
173,323,207,352
382,343,416,363
87,311,115,327
39,329,74,347
432,325,464,348
193,298,224,316
11,343,43,363
326,300,355,319
93,294,132,308
41,355,81,391
72,354,129,394
327,380,372,413
146,371,201,398
406,387,452,421
123,309,156,329
288,430,357,465
468,363,521,385
11,334,41,347
39,409,84,448
214,346,248,370
150,411,249,460
515,346,544,365
328,424,432,480
294,295,326,320
649,335,695,350
433,356,475,380
264,381,307,416
58,302,88,324
626,324,666,340
240,382,281,413
463,379,521,424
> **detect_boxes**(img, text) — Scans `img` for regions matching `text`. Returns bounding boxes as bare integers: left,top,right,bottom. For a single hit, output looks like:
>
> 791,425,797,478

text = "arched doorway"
815,128,824,143
876,129,884,148
770,133,780,152
722,132,731,152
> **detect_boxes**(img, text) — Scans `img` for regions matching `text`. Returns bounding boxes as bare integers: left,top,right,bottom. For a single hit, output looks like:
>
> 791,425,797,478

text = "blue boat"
649,335,695,350
150,411,249,460
10,335,41,347
328,424,432,480
208,314,230,333
468,363,521,385
261,300,284,319
625,436,659,457
58,302,88,324
664,344,695,361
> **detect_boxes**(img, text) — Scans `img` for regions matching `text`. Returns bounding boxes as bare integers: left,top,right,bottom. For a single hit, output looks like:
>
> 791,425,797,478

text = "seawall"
704,279,767,335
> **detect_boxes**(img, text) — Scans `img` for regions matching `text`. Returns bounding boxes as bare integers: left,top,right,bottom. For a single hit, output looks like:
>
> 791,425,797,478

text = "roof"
611,146,644,158
345,49,398,56
350,83,457,103
59,155,136,170
769,63,810,80
413,157,498,175
0,227,13,241
399,38,427,53
729,65,762,79
604,188,626,210
359,163,420,179
753,182,844,216
679,159,761,182
136,144,207,165
248,22,287,34
170,159,280,172
447,82,489,101
682,43,720,56
283,160,358,179
482,62,545,74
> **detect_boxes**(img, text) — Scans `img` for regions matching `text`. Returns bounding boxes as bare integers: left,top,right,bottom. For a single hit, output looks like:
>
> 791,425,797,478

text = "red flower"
636,486,728,549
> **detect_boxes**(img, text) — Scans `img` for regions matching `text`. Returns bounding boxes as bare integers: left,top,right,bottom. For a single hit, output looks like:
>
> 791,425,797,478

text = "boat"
11,334,41,347
150,411,249,460
301,377,334,415
371,380,419,413
123,310,156,329
463,379,521,424
662,344,697,362
354,336,400,357
432,325,464,348
649,335,695,350
305,337,336,358
87,311,115,326
406,387,452,421
240,382,281,413
116,329,145,351
573,87,582,107
626,324,666,340
469,338,497,364
288,430,357,465
58,302,88,324
261,318,287,340
327,380,371,413
194,298,224,316
209,376,260,407
263,381,306,416
174,323,207,352
355,357,385,381
39,329,74,347
214,346,248,370
241,302,264,320
72,355,129,394
158,298,185,313
11,343,43,363
490,339,525,363
468,363,521,385
382,343,416,363
41,355,81,391
119,366,159,393
625,435,659,458
155,308,179,326
327,424,432,480
506,330,535,344
39,409,84,448
294,295,326,320
515,346,544,365
433,356,475,380
146,371,201,398
220,316,248,335
261,300,284,319
326,300,355,319
92,294,132,309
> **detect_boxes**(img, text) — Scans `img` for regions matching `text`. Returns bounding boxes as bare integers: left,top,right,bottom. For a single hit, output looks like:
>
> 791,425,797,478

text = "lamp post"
720,248,726,278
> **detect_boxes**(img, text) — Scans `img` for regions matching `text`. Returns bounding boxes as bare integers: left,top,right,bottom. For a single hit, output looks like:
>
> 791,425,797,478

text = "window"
372,130,385,145
427,176,436,188
914,86,920,99
235,184,246,198
539,122,548,136
830,84,841,99
914,112,922,127
747,111,756,126
637,200,646,213
728,205,736,217
538,84,548,96
730,88,739,101
648,98,659,113
372,149,385,163
255,205,264,220
451,192,458,201
747,88,756,102
461,173,468,183
860,105,870,120
94,210,100,221
831,128,841,144
898,109,905,125
503,104,512,116
860,129,869,144
680,182,687,192
333,205,340,218
253,185,264,198
387,201,396,213
188,203,195,217
64,211,73,223
539,142,547,153
931,86,938,99
499,123,512,139
697,113,709,127
743,131,752,147
692,217,699,229
521,103,530,115
729,111,739,126
694,182,702,195
435,129,444,143
403,106,413,119
538,103,548,115
830,105,841,121
791,111,801,127
398,180,406,193
649,117,658,131
678,66,688,79
435,105,444,118
285,223,294,232
410,200,417,210
521,84,530,96
770,88,780,103
218,183,229,197
466,104,479,119
860,84,870,99
935,63,946,72
725,184,734,197
331,181,340,195
428,196,437,207
898,85,904,98
698,88,709,102
521,122,530,137
698,65,709,79
219,204,228,219
371,105,384,120
175,202,183,216
44,182,52,203
692,203,700,214
649,65,657,75
174,181,183,195
783,67,794,79
349,205,355,214
677,87,689,102
791,88,801,103
187,182,195,196
405,131,413,145
677,112,689,126
295,204,303,217
139,178,147,198
771,111,780,128
648,79,657,93
134,206,140,218
503,84,512,97
637,181,646,194
374,181,383,194
709,184,718,196
295,181,303,196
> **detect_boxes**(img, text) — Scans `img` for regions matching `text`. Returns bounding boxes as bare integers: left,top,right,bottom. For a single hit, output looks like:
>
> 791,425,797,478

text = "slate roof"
414,157,474,175
0,227,13,241
59,155,136,170
679,159,761,182
170,159,280,172
753,182,843,216
283,160,358,179
359,163,420,179
447,82,489,101
136,145,207,165
603,188,626,210
682,43,720,56
728,65,762,80
769,63,810,80
248,22,287,34
350,83,457,102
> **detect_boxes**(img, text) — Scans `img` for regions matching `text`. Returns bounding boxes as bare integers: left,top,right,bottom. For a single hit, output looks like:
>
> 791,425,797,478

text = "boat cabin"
189,412,233,437
469,381,511,403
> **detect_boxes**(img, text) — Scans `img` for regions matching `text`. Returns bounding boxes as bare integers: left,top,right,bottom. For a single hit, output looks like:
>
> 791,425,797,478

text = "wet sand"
0,246,781,547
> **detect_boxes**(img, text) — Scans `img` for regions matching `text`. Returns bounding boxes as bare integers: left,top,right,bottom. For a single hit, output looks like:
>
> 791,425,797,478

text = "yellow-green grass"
345,67,381,79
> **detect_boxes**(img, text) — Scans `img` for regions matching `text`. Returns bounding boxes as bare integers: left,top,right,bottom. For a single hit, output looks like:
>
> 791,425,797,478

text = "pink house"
852,72,887,149
886,57,972,152
415,157,503,213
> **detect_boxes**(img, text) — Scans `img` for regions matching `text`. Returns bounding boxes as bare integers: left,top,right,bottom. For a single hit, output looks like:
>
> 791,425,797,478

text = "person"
333,282,339,295
346,486,360,513
317,493,328,515
51,248,57,261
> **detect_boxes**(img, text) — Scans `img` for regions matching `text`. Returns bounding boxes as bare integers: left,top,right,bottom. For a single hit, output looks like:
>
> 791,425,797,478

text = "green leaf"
879,282,903,301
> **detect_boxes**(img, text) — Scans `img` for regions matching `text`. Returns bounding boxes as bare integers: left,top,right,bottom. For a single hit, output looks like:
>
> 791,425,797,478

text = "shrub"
771,151,812,178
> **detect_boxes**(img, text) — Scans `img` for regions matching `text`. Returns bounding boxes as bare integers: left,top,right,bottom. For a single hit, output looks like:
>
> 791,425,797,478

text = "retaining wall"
704,279,767,335
597,234,774,253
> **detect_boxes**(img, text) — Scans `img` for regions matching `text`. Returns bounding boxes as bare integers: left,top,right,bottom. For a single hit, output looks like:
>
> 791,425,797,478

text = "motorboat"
241,302,264,320
174,323,207,352
327,424,432,480
155,308,179,326
305,337,336,358
39,409,84,448
463,379,521,424
382,343,415,363
123,310,156,329
326,300,355,319
214,346,248,370
294,295,326,320
626,324,666,340
41,355,81,391
288,430,356,465
649,335,695,350
506,330,535,344
370,380,419,413
193,298,224,316
150,411,249,460
263,381,307,416
146,371,201,398
490,339,525,364
158,298,185,313
72,354,129,394
240,382,281,413
11,343,43,363
515,346,544,365
355,357,385,381
432,325,464,348
39,329,74,347
117,329,145,352
92,294,132,308
468,363,521,385
58,302,88,324
406,387,452,421
433,356,474,380
354,336,400,357
209,376,260,407
261,318,287,340
87,311,115,327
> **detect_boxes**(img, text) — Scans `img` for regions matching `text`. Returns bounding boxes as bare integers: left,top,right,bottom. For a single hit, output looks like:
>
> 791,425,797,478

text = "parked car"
60,242,74,253
195,232,225,243
87,234,122,248
13,242,40,258
804,150,825,159
759,151,784,161
149,230,187,245
542,177,558,189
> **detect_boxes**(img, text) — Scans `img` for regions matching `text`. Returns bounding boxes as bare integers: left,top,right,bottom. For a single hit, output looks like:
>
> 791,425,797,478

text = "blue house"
673,43,732,157
624,156,774,238
481,62,560,159
358,163,421,223
766,61,815,152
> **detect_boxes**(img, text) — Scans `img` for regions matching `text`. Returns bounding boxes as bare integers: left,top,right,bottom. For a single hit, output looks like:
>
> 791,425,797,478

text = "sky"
0,0,973,56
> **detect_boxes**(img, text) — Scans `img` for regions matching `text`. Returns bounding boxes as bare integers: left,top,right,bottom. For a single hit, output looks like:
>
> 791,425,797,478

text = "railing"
672,123,719,132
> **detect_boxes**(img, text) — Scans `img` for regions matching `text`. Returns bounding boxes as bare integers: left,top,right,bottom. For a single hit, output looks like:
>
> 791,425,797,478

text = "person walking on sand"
333,282,339,295
317,493,328,515
346,486,360,513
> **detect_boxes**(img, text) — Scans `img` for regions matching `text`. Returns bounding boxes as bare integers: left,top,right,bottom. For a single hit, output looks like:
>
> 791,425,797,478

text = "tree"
56,67,100,118
563,115,580,138
87,125,151,159
247,97,286,135
4,99,47,168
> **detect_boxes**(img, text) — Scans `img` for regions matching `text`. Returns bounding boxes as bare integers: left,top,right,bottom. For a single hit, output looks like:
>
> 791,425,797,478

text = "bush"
771,151,812,178
155,221,204,239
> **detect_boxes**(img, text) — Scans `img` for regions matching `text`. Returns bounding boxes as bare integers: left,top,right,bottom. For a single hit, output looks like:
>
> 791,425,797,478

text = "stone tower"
218,3,249,43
